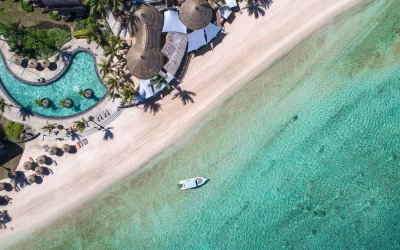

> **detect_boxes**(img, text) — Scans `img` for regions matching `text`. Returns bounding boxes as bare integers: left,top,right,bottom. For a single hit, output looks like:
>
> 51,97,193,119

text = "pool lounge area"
0,52,107,118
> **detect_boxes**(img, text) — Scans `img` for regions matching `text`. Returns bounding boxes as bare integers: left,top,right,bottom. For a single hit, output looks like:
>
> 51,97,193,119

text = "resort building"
39,0,86,17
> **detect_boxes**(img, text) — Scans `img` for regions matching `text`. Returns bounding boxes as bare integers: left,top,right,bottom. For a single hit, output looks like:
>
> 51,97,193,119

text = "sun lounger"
53,160,58,166
42,145,49,152
82,139,88,145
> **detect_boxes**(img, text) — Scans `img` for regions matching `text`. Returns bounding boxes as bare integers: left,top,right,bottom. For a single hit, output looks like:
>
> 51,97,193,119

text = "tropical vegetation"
49,11,62,21
74,118,87,133
0,22,71,58
4,121,24,141
20,0,33,12
0,98,11,115
41,122,57,135
34,97,42,107
149,73,171,93
85,0,124,18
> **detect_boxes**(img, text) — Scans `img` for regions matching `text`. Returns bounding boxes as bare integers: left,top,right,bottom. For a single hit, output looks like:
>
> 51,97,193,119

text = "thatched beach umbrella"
62,144,71,153
35,166,44,175
12,55,22,65
36,155,47,165
49,146,58,155
27,175,36,184
23,161,33,171
38,59,50,68
28,58,38,68
0,183,5,191
126,49,164,80
179,0,212,31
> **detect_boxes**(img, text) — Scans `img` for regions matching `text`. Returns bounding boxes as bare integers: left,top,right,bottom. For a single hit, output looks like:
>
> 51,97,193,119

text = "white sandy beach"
0,0,366,248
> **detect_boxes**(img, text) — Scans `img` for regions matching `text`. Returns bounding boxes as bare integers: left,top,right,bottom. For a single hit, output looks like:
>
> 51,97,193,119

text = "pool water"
0,52,107,117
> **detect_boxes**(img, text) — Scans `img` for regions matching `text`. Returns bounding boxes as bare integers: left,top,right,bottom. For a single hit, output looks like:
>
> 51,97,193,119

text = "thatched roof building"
126,4,165,80
179,0,212,31
40,0,86,13
162,32,188,76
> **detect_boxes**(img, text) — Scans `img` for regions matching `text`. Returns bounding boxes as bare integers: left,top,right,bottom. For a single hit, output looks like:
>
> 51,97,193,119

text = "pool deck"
0,38,121,134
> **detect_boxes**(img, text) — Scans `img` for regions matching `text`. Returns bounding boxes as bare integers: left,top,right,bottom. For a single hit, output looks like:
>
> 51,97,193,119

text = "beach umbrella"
0,183,5,191
23,161,33,171
36,155,47,165
62,144,70,153
27,175,36,184
35,166,44,175
38,59,50,68
28,58,38,68
49,146,58,155
12,55,22,65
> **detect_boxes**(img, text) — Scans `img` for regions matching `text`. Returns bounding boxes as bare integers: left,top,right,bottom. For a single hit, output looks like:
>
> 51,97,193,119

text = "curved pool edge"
0,49,110,120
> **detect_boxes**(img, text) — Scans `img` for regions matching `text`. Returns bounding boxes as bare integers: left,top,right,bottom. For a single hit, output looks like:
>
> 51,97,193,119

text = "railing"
80,108,124,137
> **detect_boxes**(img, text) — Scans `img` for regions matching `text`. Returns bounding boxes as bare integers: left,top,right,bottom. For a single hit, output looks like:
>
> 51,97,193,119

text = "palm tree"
41,122,57,135
34,97,42,107
0,97,11,115
120,86,137,106
149,73,171,93
99,59,112,79
59,99,66,108
74,118,87,133
78,89,86,97
105,77,122,91
103,45,118,62
107,91,120,102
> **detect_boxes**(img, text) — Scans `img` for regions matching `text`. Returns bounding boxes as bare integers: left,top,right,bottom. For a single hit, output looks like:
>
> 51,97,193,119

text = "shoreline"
0,0,367,248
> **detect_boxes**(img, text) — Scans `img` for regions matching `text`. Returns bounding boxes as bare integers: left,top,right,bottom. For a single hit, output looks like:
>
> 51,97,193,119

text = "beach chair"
53,160,58,166
105,109,110,116
42,145,49,152
102,110,108,118
82,139,88,145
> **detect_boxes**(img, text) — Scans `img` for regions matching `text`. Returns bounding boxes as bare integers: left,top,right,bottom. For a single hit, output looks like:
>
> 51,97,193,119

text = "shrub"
74,16,96,31
49,11,62,21
4,121,24,141
73,28,90,39
20,0,33,12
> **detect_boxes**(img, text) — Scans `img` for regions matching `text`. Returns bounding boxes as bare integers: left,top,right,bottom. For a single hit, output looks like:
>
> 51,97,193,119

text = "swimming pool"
0,52,107,118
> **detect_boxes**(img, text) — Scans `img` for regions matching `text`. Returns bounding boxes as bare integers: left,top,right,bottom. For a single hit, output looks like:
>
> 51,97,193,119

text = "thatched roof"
49,146,58,155
62,144,70,153
36,155,47,164
162,32,188,76
179,0,212,31
39,59,50,68
126,4,165,79
27,175,36,184
28,59,37,68
23,161,33,171
35,166,44,175
126,49,164,80
0,183,5,191
40,0,85,12
13,55,22,65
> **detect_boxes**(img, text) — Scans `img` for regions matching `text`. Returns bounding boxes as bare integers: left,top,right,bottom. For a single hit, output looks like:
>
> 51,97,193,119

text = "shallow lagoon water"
9,0,400,249
0,52,106,117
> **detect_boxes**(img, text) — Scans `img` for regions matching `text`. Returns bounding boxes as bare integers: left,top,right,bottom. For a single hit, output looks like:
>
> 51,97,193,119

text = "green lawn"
0,0,73,27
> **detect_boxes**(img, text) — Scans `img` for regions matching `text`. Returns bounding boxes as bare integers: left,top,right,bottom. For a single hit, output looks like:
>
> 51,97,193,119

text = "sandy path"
0,0,366,248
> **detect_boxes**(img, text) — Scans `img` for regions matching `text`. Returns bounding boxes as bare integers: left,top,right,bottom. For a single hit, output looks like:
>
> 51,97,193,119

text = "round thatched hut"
62,144,71,153
23,161,33,171
36,155,47,164
35,166,45,175
28,58,38,68
49,146,58,155
179,0,212,31
38,59,50,68
12,55,22,65
27,175,36,184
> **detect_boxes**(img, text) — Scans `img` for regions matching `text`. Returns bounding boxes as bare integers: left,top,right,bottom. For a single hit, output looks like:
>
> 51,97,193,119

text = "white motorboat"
178,177,208,190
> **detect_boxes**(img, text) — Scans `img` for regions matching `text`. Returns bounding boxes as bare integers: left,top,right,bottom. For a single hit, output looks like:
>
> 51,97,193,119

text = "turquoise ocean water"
0,52,106,117
8,0,400,249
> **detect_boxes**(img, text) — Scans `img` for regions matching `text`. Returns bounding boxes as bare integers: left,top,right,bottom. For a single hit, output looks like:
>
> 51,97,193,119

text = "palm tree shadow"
245,1,266,19
103,127,114,140
142,99,163,115
19,107,34,121
171,87,196,105
259,0,273,8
